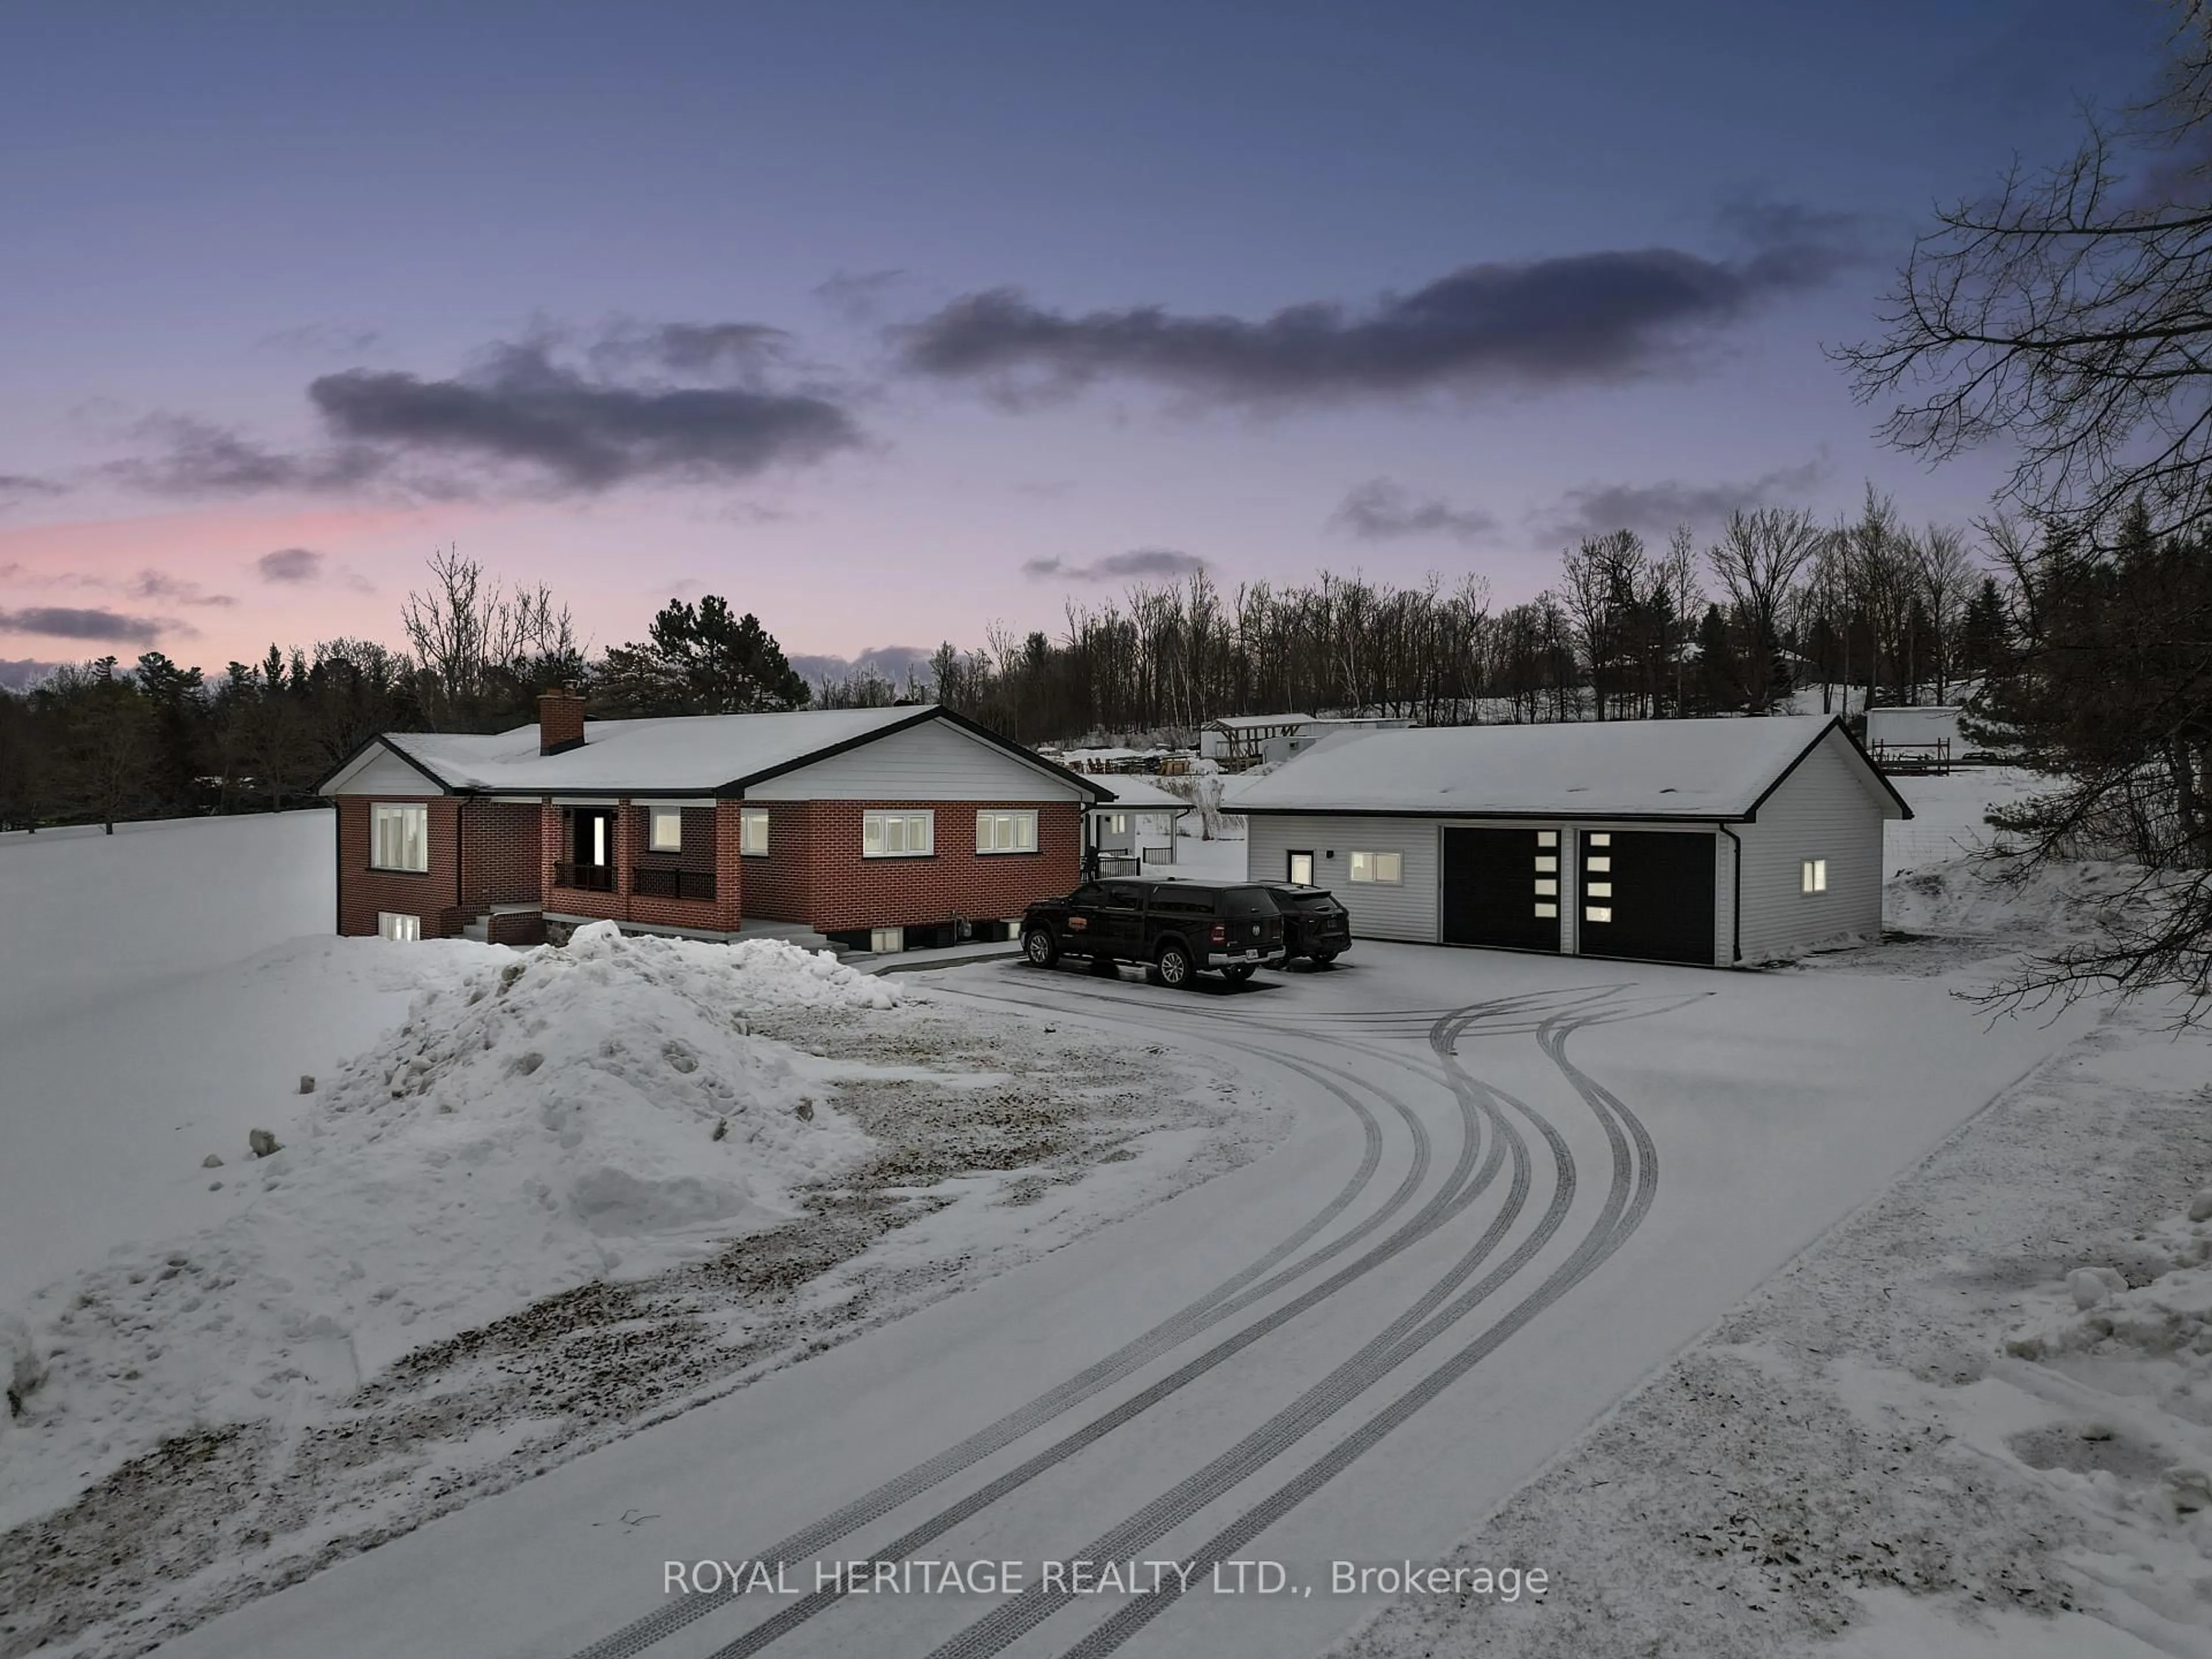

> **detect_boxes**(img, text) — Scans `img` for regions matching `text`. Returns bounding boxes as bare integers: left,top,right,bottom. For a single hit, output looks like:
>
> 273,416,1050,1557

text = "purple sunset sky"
0,0,2173,680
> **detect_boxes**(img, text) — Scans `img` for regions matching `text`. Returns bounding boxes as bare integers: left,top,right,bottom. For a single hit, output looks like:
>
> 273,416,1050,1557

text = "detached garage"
1236,716,1910,968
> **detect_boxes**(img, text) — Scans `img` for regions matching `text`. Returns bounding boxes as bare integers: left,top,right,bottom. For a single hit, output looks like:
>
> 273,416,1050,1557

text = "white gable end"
745,717,1086,802
321,744,448,797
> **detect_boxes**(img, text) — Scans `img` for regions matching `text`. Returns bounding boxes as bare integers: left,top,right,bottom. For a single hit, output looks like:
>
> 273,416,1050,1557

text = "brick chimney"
537,689,586,755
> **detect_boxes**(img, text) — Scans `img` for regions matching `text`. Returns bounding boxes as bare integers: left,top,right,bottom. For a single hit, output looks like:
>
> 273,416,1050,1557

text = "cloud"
787,643,935,685
0,658,64,692
0,606,179,645
0,473,66,511
1021,547,1209,582
897,204,1864,407
114,325,866,500
1331,478,1497,543
814,269,911,325
257,547,326,583
129,570,236,607
1537,456,1831,543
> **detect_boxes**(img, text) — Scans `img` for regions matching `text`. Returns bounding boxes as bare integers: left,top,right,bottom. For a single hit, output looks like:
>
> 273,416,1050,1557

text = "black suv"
1022,880,1286,987
1267,884,1352,965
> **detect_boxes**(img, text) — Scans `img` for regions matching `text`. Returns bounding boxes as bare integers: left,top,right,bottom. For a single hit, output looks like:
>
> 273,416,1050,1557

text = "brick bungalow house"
316,693,1113,951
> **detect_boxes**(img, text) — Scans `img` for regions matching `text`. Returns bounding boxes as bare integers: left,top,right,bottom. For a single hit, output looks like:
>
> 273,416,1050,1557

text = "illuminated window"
1586,881,1612,898
1586,905,1613,923
1535,902,1558,918
870,926,904,952
377,911,421,941
1588,832,1612,846
1587,855,1611,873
1801,858,1828,894
1348,850,1403,885
1535,855,1557,872
863,811,934,858
1535,878,1557,896
648,807,683,853
370,803,429,872
1537,831,1558,847
977,810,1039,854
740,808,770,855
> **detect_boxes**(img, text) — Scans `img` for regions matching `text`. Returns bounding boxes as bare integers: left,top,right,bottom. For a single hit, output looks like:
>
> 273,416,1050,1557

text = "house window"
647,806,684,853
1287,850,1315,885
741,808,771,856
870,926,904,953
977,809,1038,854
1586,855,1612,872
1801,858,1828,894
1108,813,1127,834
1586,881,1612,897
1537,831,1558,847
1348,850,1403,885
1588,832,1611,846
1534,902,1558,918
377,911,421,942
863,810,934,858
370,803,429,872
1586,906,1613,923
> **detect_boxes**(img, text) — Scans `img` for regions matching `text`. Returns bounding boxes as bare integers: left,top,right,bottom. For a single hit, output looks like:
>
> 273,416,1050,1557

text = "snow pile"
0,922,888,1517
1886,854,2142,939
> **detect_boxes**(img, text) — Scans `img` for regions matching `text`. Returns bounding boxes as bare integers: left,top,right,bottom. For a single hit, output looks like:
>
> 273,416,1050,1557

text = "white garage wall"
1732,733,1888,961
1245,815,1440,941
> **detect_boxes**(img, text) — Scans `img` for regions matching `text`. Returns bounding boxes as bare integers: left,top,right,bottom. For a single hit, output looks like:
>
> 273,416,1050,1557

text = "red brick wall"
459,801,543,910
338,795,462,937
804,800,1080,934
738,800,815,922
543,799,741,933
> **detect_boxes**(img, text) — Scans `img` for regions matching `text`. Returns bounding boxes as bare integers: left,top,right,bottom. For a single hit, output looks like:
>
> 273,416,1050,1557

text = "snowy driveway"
152,942,2095,1659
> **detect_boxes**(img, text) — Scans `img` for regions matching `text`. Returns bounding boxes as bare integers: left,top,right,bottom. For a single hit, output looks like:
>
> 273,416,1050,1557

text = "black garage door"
1577,830,1715,965
1441,827,1562,952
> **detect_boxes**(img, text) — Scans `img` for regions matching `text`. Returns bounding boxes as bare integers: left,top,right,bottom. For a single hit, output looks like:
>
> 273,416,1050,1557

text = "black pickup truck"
1021,879,1286,987
1267,884,1352,965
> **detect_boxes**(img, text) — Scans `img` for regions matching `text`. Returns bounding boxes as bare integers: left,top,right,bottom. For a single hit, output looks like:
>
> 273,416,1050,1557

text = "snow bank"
0,923,892,1520
1887,854,2142,939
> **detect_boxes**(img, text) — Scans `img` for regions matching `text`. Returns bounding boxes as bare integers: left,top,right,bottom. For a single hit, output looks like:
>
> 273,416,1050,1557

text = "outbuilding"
1234,715,1910,968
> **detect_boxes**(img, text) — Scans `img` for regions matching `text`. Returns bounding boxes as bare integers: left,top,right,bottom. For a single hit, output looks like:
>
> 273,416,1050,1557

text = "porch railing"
631,866,717,902
552,861,616,892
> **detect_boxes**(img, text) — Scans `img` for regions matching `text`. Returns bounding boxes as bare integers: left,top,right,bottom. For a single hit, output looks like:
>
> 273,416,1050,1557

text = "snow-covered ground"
0,816,1266,1659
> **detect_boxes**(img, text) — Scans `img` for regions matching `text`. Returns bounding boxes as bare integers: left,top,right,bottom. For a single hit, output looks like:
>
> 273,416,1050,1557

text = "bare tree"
1913,523,1978,702
1706,507,1822,711
402,547,581,728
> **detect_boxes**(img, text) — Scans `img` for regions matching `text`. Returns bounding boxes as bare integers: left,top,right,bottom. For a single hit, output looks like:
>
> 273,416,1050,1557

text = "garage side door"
1578,830,1714,965
1441,827,1560,952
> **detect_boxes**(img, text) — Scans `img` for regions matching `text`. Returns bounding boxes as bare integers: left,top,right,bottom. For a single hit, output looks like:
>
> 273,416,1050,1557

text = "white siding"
1730,732,1888,961
745,718,1089,802
1246,815,1439,941
324,746,446,796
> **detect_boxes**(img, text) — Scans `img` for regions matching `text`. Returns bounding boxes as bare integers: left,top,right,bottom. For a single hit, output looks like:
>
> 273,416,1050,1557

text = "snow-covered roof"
323,705,1106,798
1090,777,1193,812
1207,713,1317,730
1233,716,1908,821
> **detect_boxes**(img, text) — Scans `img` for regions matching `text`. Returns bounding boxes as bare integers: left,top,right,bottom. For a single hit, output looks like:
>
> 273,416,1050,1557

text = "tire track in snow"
566,1007,1426,1659
1051,1001,1673,1658
915,992,1682,1659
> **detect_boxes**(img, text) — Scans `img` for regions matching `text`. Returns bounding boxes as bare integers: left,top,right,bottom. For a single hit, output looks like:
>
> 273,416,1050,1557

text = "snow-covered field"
0,816,1266,1658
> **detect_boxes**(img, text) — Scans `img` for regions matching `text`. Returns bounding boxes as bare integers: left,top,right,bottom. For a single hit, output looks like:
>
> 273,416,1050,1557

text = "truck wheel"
1155,941,1195,989
1022,926,1060,968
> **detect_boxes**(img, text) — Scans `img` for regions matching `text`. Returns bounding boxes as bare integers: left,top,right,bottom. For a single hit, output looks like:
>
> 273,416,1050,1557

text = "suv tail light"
1209,922,1227,945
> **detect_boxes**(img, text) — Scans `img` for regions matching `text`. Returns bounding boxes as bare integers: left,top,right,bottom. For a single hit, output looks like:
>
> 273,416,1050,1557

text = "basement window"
863,810,934,858
647,806,684,853
1348,850,1403,885
741,808,771,856
377,911,421,942
370,803,429,872
1801,858,1828,894
870,926,904,953
977,809,1039,854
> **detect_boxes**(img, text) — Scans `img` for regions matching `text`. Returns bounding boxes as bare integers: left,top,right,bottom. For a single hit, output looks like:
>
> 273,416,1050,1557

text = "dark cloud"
814,269,910,325
0,473,66,510
1537,457,1831,543
1022,548,1209,582
0,658,64,692
115,326,865,500
0,606,176,645
898,206,1864,407
786,643,935,686
129,571,236,607
1331,478,1497,544
257,547,326,583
